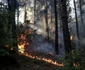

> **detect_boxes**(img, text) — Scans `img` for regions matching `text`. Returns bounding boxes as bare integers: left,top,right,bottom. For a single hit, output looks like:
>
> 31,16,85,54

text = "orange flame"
18,29,31,53
21,53,63,66
70,35,73,41
73,62,78,67
18,29,63,66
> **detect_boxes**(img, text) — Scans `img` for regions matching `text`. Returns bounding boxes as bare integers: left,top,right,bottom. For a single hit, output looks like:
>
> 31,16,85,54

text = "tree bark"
7,0,18,52
61,0,71,53
45,0,49,40
24,2,27,23
54,0,58,54
73,0,80,47
79,0,83,25
34,0,36,25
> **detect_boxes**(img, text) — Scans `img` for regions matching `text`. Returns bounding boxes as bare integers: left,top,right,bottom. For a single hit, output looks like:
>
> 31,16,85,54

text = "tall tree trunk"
45,0,49,40
50,0,54,39
24,2,27,23
7,0,18,52
12,11,18,52
34,0,36,25
79,0,83,25
17,0,19,25
61,0,71,53
50,0,53,25
73,0,80,47
78,0,85,41
54,0,58,54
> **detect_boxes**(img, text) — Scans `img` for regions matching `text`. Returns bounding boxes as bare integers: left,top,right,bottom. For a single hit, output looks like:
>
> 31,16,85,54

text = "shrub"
62,49,85,70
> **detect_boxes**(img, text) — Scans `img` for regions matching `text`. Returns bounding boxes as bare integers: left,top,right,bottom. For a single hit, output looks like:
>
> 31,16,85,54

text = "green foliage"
62,49,85,70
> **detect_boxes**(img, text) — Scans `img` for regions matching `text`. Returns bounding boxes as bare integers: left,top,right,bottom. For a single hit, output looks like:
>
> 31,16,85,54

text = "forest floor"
0,26,64,70
1,52,62,70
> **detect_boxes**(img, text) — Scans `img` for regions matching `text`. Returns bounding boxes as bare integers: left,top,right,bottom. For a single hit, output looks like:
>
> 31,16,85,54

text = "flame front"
21,53,64,66
18,29,63,66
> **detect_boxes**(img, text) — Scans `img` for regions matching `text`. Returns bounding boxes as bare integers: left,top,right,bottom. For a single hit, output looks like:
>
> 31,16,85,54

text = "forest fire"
70,35,73,40
18,29,31,53
18,29,63,66
18,43,63,67
18,39,29,53
73,62,78,67
21,52,64,66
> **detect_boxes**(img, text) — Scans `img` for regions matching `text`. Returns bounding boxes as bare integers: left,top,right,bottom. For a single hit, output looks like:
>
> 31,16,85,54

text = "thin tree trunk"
24,2,27,23
50,0,53,39
79,0,83,25
45,0,49,40
34,0,36,25
17,0,19,25
73,0,80,46
61,0,71,53
12,11,18,52
78,0,85,41
54,0,58,54
50,0,53,25
7,0,18,52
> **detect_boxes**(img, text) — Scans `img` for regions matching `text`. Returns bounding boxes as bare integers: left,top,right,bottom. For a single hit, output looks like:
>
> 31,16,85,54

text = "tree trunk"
17,0,19,25
34,0,36,25
73,0,80,47
54,0,58,54
7,0,18,52
45,0,49,40
61,0,71,53
79,0,83,25
24,2,27,23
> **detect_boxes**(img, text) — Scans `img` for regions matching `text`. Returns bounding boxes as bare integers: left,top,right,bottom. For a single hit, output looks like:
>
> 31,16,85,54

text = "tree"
7,0,18,52
0,2,8,47
24,0,27,23
61,0,72,53
79,0,84,25
17,0,20,25
54,0,58,54
73,0,80,47
34,0,36,25
45,0,49,40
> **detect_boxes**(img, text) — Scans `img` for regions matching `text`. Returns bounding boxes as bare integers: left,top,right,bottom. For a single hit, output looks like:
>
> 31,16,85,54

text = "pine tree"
61,0,72,53
54,0,58,54
7,0,18,52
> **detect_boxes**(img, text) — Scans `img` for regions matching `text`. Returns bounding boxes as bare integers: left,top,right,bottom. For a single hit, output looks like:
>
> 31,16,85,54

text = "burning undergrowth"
18,28,33,53
17,28,63,66
19,51,63,66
